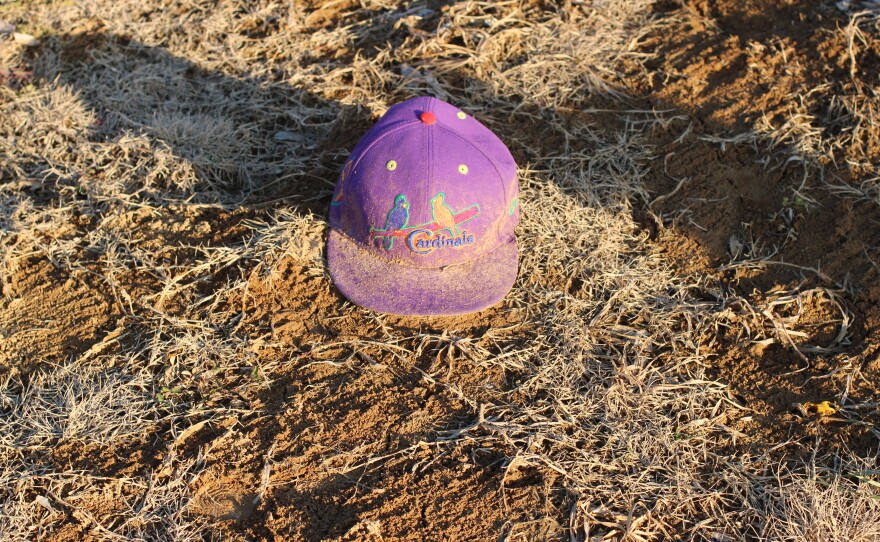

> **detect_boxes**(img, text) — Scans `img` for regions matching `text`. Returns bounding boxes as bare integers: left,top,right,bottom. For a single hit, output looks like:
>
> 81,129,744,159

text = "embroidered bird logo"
382,194,409,249
431,193,459,236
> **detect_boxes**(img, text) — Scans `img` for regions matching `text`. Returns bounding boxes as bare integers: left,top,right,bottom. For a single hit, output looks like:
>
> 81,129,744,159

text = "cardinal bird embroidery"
371,192,480,253
431,193,459,236
381,194,410,249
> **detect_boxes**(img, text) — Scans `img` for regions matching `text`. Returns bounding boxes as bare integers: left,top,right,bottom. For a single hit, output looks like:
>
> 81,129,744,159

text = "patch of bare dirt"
0,257,120,375
185,257,547,540
166,331,548,541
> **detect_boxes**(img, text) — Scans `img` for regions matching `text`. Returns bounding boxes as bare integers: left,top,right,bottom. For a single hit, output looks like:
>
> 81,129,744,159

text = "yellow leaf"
804,401,837,417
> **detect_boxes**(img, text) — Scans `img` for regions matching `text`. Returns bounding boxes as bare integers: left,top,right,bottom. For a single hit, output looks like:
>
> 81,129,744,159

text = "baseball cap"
327,96,520,316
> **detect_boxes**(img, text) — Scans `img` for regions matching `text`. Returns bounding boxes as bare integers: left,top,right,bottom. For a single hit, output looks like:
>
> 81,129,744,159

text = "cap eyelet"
458,164,468,174
456,111,466,120
386,160,397,171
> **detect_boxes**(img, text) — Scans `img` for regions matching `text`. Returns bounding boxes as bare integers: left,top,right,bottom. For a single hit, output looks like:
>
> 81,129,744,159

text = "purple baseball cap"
327,96,520,316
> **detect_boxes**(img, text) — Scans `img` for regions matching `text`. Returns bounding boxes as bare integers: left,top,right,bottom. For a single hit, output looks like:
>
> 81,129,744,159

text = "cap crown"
329,97,519,269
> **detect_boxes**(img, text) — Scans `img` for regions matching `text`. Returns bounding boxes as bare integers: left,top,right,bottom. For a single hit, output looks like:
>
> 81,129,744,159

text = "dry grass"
1,0,879,540
761,466,880,541
756,6,880,203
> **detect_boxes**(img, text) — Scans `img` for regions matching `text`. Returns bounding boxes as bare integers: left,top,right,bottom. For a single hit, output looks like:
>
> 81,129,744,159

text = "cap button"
419,111,436,125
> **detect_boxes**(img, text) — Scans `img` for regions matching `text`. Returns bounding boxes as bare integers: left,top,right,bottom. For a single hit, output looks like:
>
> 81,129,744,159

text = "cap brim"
327,230,518,316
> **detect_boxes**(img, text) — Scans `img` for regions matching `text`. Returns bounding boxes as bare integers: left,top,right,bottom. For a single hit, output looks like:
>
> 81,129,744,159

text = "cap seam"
427,98,436,206
346,119,421,181
433,123,513,205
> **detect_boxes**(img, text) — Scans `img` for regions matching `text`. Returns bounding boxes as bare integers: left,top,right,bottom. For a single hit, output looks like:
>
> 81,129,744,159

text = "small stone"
399,63,416,77
35,495,54,512
274,130,305,142
13,32,40,47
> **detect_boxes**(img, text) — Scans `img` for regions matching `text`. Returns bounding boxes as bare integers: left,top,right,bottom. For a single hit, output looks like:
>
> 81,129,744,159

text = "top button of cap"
419,111,436,125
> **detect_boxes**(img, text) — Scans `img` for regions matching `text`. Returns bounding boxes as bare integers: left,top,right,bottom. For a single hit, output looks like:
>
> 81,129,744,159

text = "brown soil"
207,260,550,540
636,0,880,457
1,257,120,376
43,257,547,540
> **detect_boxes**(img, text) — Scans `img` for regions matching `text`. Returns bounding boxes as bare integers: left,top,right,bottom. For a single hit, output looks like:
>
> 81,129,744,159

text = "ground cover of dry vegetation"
1,0,880,540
